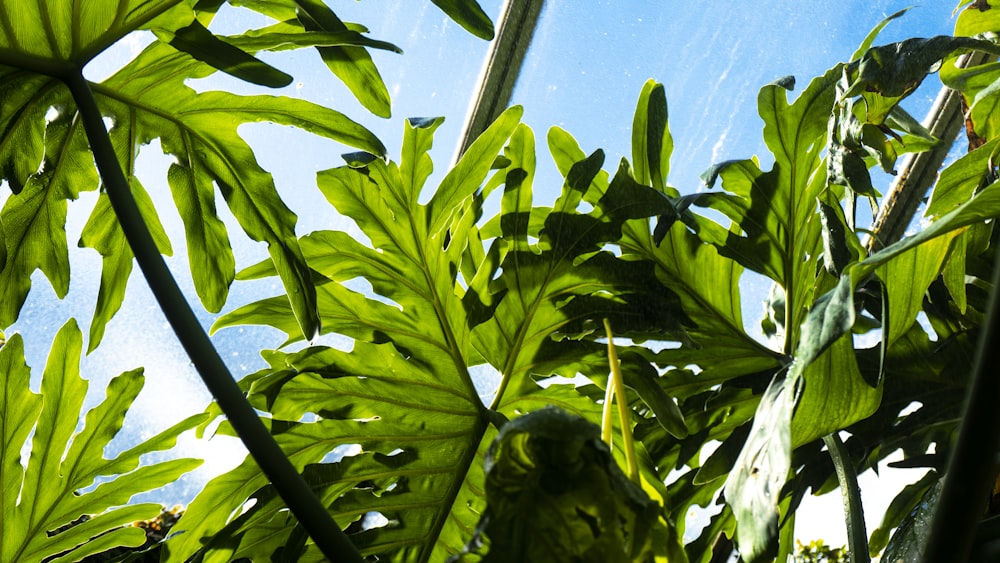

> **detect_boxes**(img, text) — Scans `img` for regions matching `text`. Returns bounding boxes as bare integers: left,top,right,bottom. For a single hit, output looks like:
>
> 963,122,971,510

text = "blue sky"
7,0,969,549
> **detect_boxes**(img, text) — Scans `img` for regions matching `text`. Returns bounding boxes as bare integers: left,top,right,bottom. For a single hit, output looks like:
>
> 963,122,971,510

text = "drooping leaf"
0,319,204,562
155,19,293,87
723,375,797,563
429,0,496,41
841,36,1000,100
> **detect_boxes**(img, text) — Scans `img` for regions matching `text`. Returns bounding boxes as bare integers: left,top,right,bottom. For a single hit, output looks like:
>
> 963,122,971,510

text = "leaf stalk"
603,319,640,484
60,69,363,563
823,432,870,563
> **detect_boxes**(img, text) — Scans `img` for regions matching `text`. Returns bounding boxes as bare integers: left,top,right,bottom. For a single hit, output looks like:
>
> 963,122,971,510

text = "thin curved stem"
823,433,870,563
61,69,363,563
603,319,640,484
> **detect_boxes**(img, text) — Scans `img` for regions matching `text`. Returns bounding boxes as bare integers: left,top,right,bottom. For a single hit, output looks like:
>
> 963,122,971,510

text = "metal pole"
454,0,546,161
866,51,989,251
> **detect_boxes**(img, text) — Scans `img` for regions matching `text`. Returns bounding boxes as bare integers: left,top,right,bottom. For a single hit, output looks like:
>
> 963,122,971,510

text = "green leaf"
955,0,1000,37
293,0,393,117
156,19,293,87
697,69,838,346
0,0,194,69
875,232,961,349
881,475,943,563
452,407,660,562
549,126,778,385
0,4,388,338
723,375,797,563
631,79,673,194
842,36,1000,99
429,106,523,237
852,177,1000,282
0,320,204,562
80,182,174,352
788,274,855,378
430,0,496,40
925,139,1000,218
869,471,938,555
0,104,95,326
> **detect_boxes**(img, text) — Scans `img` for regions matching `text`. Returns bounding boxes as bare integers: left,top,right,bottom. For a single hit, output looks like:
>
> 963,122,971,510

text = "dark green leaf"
869,471,938,555
158,20,293,87
430,0,496,40
881,476,943,563
452,407,660,562
724,376,797,563
843,36,1000,99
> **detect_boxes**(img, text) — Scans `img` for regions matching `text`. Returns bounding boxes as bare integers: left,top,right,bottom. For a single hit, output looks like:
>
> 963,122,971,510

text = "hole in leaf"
361,511,390,530
321,443,362,463
342,277,404,312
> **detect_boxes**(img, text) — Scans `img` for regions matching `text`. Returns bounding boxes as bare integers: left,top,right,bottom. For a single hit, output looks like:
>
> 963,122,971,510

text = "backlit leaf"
0,320,204,562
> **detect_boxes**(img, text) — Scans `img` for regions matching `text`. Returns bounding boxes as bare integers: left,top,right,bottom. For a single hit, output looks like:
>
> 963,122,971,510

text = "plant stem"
601,368,614,447
61,69,364,563
923,240,1000,563
603,319,640,484
823,433,870,563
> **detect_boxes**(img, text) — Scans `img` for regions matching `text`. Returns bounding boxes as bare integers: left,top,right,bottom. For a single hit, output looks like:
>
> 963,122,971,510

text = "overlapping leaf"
3,53,385,345
554,81,781,386
200,93,706,559
0,319,204,562
183,109,519,561
0,0,448,345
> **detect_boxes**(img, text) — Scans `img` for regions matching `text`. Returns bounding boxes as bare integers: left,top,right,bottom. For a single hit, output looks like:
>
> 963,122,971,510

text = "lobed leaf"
0,0,393,342
0,320,204,562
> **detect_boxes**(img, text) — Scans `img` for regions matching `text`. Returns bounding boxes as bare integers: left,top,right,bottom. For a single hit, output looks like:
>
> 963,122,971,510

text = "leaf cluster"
3,2,1000,563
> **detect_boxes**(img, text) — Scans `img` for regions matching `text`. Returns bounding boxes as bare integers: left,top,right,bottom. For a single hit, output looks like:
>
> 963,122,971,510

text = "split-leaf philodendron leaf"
0,0,404,345
192,95,702,560
0,0,495,347
0,319,204,562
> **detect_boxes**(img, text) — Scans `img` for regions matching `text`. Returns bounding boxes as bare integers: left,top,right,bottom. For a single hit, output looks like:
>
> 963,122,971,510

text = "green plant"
0,320,202,562
793,540,848,563
0,0,492,560
186,8,1000,563
4,2,1000,563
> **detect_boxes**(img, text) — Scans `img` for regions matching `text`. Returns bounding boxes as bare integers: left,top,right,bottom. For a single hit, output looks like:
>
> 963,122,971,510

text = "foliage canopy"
2,1,1000,562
